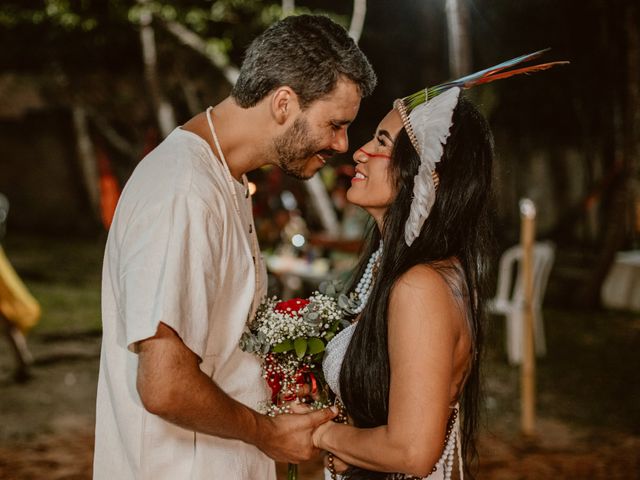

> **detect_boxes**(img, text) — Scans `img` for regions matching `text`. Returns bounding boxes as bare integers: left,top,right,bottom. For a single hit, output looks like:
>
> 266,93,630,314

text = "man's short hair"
231,14,377,109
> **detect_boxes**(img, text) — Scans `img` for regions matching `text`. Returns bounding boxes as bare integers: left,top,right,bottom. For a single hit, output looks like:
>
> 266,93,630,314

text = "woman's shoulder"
389,261,467,331
392,263,455,297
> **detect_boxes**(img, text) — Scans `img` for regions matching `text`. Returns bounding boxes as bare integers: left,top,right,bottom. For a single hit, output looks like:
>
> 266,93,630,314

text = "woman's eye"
377,137,386,147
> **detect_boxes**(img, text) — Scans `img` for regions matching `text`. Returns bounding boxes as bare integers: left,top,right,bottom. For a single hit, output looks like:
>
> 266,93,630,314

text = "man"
93,14,376,479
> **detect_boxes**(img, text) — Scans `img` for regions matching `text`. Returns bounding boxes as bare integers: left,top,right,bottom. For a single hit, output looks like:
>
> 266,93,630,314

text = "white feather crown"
395,87,460,246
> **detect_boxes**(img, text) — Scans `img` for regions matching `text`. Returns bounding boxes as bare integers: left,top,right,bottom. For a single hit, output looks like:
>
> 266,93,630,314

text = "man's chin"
280,165,311,181
296,171,316,181
279,159,320,181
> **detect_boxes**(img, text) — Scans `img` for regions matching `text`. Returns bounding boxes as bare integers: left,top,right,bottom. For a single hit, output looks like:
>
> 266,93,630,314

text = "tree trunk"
71,103,101,219
87,109,137,158
348,0,367,43
179,77,202,117
138,0,177,138
162,19,240,85
626,4,640,246
445,0,471,77
281,0,294,17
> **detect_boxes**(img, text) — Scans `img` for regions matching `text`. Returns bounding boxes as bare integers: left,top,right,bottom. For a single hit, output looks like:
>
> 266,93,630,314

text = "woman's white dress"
321,323,461,480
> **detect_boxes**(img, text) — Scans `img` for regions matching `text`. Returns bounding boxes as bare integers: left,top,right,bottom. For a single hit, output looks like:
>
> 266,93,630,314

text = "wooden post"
519,198,537,436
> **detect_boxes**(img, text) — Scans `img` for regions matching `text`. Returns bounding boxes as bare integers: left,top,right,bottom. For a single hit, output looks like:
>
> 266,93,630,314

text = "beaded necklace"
351,241,383,314
205,107,262,319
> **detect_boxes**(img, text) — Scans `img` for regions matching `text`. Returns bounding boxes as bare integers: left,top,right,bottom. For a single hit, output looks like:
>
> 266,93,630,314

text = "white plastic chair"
489,241,555,365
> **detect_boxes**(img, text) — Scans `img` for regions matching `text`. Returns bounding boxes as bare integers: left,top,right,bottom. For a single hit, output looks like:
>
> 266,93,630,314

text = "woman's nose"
353,147,368,164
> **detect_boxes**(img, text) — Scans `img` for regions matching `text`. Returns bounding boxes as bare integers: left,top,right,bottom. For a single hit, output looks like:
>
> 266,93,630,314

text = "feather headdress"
398,49,568,246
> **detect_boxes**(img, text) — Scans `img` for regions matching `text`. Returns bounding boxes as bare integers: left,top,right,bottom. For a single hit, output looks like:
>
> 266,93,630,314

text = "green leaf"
324,331,335,342
273,339,293,353
294,337,308,359
307,337,325,355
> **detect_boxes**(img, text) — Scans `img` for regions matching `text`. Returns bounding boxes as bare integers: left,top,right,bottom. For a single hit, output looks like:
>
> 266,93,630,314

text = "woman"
311,50,567,478
314,84,493,480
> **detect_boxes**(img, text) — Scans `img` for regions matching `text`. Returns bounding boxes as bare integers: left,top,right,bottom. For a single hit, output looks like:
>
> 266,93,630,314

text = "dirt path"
1,310,639,478
0,423,638,479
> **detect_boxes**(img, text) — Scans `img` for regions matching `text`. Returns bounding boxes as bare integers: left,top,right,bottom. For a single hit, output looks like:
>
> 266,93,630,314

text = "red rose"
274,298,310,315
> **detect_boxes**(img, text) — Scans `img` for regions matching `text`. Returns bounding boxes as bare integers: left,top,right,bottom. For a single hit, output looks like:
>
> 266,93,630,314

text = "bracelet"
327,397,347,479
327,452,337,480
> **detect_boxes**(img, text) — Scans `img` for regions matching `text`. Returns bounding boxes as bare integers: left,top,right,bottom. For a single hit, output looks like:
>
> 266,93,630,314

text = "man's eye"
331,123,341,130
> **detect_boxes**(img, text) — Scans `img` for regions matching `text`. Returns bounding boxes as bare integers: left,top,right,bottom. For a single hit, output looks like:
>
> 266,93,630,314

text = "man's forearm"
151,365,268,444
136,322,272,448
135,322,334,463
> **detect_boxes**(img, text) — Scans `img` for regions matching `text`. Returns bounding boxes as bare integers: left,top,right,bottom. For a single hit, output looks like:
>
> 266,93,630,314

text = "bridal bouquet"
239,282,349,480
240,281,348,414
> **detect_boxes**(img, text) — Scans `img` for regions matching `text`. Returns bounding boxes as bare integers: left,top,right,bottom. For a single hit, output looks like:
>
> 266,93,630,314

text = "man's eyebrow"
377,129,393,142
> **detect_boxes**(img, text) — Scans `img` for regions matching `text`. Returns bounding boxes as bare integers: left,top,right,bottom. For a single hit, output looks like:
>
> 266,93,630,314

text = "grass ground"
0,235,639,479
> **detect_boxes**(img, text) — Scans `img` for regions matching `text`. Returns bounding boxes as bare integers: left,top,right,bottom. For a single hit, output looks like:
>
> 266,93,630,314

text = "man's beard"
273,116,330,180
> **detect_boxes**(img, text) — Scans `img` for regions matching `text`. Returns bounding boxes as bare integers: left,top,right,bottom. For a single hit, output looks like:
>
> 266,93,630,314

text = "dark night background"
0,1,638,478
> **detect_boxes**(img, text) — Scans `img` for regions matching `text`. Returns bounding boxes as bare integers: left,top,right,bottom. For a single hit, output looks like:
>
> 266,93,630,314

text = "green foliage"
306,337,325,355
0,0,100,31
293,336,307,359
273,338,293,353
0,0,346,76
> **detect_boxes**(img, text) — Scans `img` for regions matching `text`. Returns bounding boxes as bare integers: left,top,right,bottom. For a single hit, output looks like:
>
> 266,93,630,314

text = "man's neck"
182,97,273,180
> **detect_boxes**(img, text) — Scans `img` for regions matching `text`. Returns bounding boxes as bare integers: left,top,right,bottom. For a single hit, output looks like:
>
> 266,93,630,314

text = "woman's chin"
346,189,361,207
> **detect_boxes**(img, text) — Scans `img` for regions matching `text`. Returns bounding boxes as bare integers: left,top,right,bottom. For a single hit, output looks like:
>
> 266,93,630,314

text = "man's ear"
271,86,300,125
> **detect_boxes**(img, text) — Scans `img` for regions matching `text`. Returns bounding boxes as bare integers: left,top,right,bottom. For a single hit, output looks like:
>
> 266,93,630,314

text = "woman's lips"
351,171,366,183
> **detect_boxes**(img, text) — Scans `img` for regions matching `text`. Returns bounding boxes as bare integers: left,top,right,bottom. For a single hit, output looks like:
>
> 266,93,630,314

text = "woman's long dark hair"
339,97,494,479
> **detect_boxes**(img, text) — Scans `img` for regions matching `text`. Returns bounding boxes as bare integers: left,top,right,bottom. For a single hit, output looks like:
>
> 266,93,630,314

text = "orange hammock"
0,246,40,333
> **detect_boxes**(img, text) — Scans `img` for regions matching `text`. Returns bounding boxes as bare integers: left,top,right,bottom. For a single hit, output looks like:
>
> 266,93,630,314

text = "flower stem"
287,463,298,480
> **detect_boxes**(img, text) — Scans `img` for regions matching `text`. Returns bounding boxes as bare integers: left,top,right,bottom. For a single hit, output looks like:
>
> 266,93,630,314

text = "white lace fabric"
322,323,356,400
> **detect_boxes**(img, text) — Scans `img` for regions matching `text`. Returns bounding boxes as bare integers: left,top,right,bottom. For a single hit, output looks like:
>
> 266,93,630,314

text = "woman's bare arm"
313,265,464,477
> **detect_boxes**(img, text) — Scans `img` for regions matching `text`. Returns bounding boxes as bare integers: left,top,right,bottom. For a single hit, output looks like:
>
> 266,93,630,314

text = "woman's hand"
287,400,313,414
311,417,334,449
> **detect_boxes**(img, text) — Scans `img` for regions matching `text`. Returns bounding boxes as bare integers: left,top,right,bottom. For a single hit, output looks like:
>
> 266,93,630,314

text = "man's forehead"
310,79,361,120
321,77,361,102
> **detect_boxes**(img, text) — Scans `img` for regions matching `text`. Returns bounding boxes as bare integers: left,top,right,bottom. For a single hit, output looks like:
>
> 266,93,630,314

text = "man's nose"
332,129,349,154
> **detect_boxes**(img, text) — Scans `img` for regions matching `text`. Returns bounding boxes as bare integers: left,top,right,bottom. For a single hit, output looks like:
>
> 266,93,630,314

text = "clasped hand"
287,400,350,475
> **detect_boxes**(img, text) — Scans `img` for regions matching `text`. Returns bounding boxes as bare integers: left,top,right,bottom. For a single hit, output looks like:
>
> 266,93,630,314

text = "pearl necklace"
352,241,383,314
205,107,262,318
433,407,463,480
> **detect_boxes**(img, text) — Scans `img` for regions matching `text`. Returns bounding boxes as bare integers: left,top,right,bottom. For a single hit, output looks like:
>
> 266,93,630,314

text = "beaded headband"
395,49,568,246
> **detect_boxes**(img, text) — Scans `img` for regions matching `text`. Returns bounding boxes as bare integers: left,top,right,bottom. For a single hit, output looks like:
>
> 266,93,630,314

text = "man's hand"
256,407,337,463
